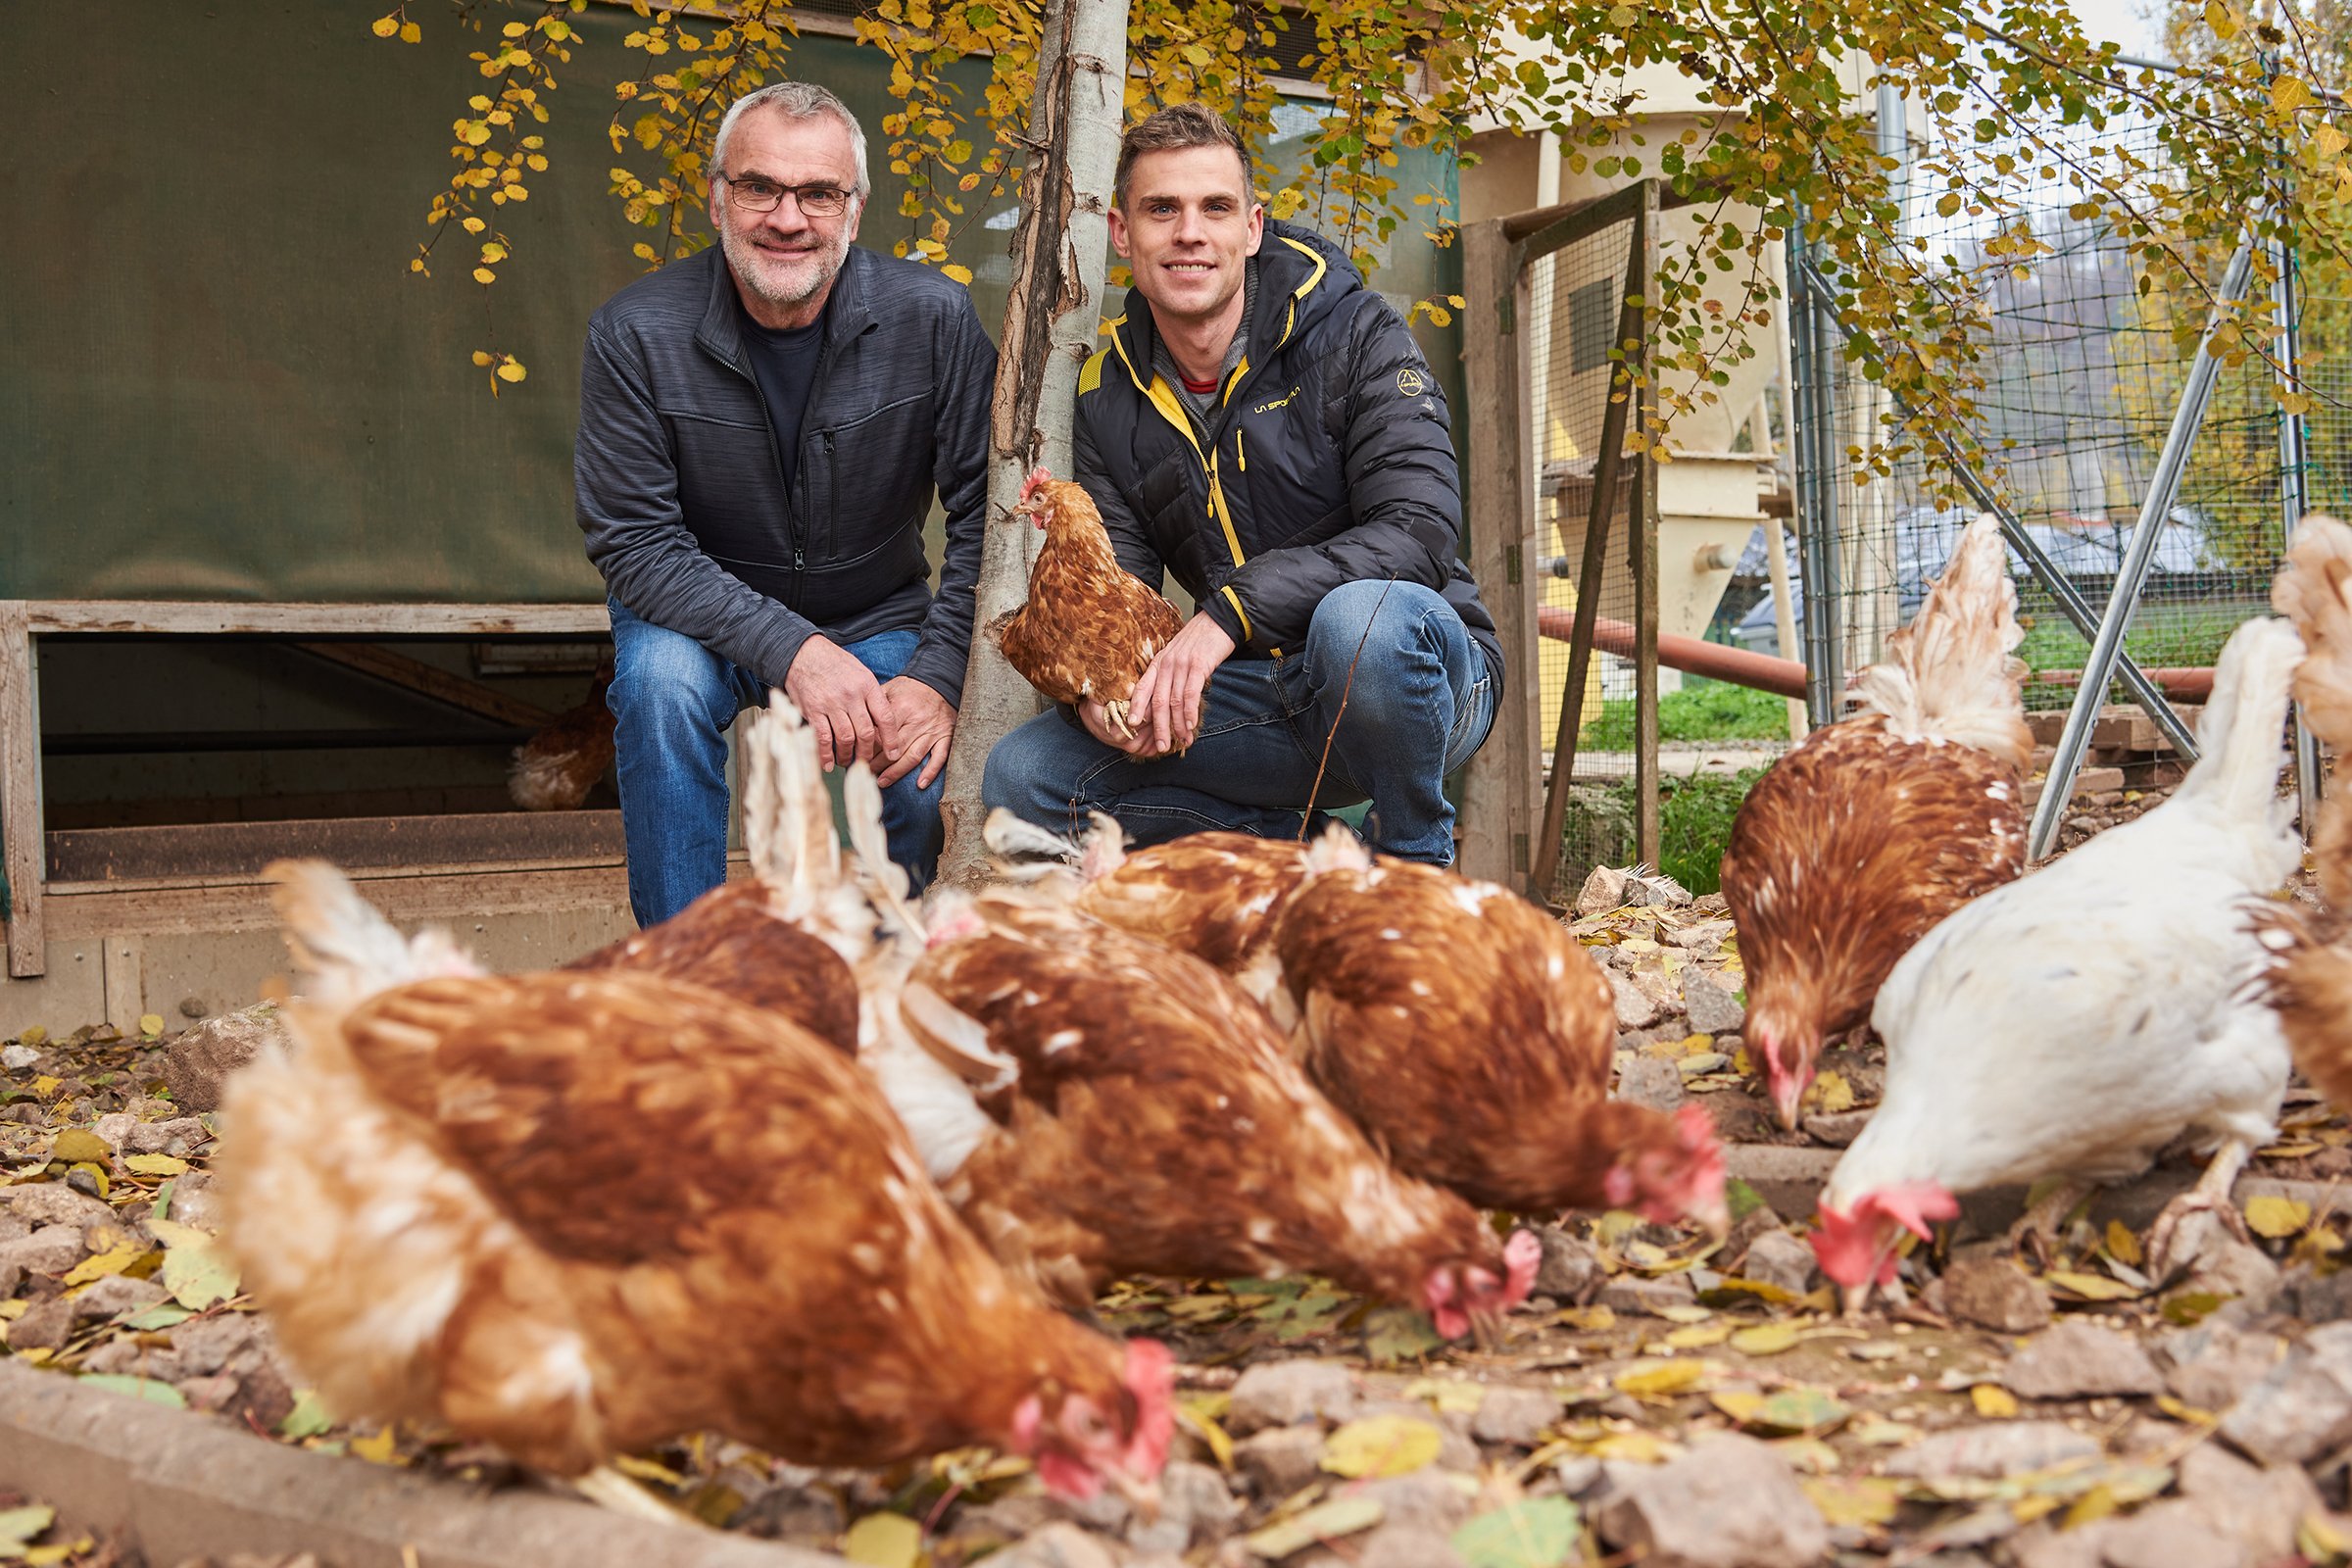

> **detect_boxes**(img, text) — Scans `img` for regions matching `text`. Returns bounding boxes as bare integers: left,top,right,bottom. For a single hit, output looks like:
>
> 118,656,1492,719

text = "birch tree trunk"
932,0,1130,887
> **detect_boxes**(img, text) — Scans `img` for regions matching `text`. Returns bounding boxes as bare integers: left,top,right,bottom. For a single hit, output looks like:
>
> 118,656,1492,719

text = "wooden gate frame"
0,601,611,979
1459,181,1662,900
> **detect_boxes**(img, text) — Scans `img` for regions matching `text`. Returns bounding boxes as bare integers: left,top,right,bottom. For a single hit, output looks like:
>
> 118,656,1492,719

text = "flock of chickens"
209,501,2352,1525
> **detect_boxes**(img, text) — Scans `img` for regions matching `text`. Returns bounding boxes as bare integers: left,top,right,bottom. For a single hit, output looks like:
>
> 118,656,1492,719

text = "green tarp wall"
0,2,1462,604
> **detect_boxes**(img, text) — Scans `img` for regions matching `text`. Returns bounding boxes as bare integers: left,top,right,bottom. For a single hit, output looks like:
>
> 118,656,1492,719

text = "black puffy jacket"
1073,220,1499,682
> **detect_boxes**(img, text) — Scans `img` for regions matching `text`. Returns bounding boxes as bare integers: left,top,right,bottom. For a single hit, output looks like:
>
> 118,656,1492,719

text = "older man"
983,102,1499,863
576,81,993,924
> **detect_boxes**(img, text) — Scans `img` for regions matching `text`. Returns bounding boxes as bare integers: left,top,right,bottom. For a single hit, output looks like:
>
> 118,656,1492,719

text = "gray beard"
720,224,843,312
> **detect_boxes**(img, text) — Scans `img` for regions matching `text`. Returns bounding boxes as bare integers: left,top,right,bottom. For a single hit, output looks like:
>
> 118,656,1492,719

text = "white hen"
1812,613,2305,1307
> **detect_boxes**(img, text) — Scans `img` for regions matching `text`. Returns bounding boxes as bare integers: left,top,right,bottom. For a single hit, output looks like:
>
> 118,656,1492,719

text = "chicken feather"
992,471,1185,739
1814,614,2304,1305
1722,513,2032,1128
218,860,1173,1502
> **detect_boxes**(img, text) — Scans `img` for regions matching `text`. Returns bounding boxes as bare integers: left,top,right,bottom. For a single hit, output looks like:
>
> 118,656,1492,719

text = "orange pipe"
1535,608,2219,703
1537,608,1807,699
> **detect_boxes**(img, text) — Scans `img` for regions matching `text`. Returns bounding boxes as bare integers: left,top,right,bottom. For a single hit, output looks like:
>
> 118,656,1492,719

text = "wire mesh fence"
1785,113,2318,719
1523,198,1653,883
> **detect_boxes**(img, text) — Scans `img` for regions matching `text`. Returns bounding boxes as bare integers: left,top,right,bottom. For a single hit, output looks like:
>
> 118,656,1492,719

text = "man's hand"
877,677,956,789
1078,697,1160,757
784,637,901,771
1127,613,1238,756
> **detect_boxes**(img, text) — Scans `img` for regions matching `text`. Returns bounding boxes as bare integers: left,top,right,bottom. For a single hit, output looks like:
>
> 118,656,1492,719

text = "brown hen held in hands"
993,468,1184,742
1273,840,1728,1232
218,862,1172,1506
1721,513,2033,1128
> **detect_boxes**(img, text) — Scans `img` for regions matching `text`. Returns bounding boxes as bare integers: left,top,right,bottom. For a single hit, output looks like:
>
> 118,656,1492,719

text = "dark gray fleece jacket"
574,243,995,704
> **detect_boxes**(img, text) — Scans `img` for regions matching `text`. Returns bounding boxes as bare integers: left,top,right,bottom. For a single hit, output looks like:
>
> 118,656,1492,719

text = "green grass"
1576,680,1793,752
2014,599,2254,708
1556,765,1767,897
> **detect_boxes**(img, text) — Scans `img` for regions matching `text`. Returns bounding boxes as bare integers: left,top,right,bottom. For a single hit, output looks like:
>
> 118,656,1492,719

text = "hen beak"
1771,1075,1807,1133
1108,1468,1161,1521
1694,1197,1733,1244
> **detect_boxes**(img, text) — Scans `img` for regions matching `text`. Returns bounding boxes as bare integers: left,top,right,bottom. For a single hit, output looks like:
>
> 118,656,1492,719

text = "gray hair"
712,81,870,198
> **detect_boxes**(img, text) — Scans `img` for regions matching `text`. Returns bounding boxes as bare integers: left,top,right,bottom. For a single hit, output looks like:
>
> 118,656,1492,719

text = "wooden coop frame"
1459,180,1663,902
0,600,614,982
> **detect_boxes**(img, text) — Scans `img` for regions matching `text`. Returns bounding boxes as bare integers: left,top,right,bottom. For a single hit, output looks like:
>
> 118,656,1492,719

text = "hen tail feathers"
2275,515,2352,752
265,858,480,1011
1853,514,2032,769
743,693,843,917
2177,615,2303,822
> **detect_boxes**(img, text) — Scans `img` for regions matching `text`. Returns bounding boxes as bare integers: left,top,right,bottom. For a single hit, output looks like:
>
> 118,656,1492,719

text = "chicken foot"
2004,1178,2095,1270
570,1464,702,1528
2145,1138,2256,1284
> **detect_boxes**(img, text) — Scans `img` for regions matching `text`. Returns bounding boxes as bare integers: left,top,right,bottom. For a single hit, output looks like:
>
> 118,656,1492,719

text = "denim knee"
1304,581,1457,725
610,622,745,739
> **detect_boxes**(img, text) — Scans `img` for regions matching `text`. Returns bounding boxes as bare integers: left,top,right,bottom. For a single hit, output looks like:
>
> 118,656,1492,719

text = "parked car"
1730,505,2226,657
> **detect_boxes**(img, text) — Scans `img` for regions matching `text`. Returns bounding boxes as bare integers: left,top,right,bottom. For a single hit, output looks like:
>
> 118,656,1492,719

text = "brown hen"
1274,837,1728,1230
867,889,1537,1341
508,659,616,811
2261,514,2352,1109
1721,513,2033,1127
217,861,1172,1509
562,695,871,1054
993,468,1184,742
984,809,1323,1024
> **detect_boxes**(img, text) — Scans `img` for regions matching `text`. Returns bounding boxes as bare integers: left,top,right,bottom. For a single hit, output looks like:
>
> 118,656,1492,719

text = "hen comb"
1018,466,1052,507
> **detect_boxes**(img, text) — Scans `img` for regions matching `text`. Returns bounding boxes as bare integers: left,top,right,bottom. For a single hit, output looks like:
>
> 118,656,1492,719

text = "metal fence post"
2028,234,2260,859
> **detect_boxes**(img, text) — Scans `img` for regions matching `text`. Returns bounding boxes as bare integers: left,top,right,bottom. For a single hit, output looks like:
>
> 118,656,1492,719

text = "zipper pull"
794,547,806,571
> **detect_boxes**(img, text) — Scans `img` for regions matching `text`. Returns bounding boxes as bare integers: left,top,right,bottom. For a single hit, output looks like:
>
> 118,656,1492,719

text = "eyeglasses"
717,174,857,218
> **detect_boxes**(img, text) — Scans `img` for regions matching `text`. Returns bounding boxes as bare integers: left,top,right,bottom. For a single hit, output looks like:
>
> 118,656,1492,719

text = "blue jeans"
982,580,1495,864
608,600,946,927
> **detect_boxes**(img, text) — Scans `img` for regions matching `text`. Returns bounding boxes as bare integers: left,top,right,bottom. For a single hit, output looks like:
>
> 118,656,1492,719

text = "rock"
2172,1443,2319,1562
2008,1521,2117,1568
1471,1387,1562,1447
1227,1359,1356,1434
1800,1109,1873,1148
2094,1499,2245,1568
79,1339,185,1382
1738,1230,1820,1297
1607,969,1667,1030
71,1273,167,1322
2154,1322,2286,1413
166,1174,221,1232
1359,1527,1468,1568
90,1111,138,1152
946,1494,1054,1546
1357,1472,1474,1536
1577,866,1633,916
990,1523,1119,1568
1235,1427,1326,1495
1665,919,1735,953
123,1117,211,1157
1937,1254,2053,1334
2278,1262,2352,1321
2167,1211,2279,1308
1,1044,39,1070
4,1296,75,1352
159,1004,280,1112
1593,1433,1830,1568
175,1373,244,1414
1595,1272,1697,1315
1126,1461,1237,1555
0,1224,89,1278
2218,1321,2352,1466
2000,1320,2163,1399
1627,869,1694,908
1880,1423,2101,1480
1682,978,1745,1036
1534,1227,1603,1301
1616,1055,1689,1112
170,1314,263,1376
226,1363,296,1433
0,1184,114,1232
